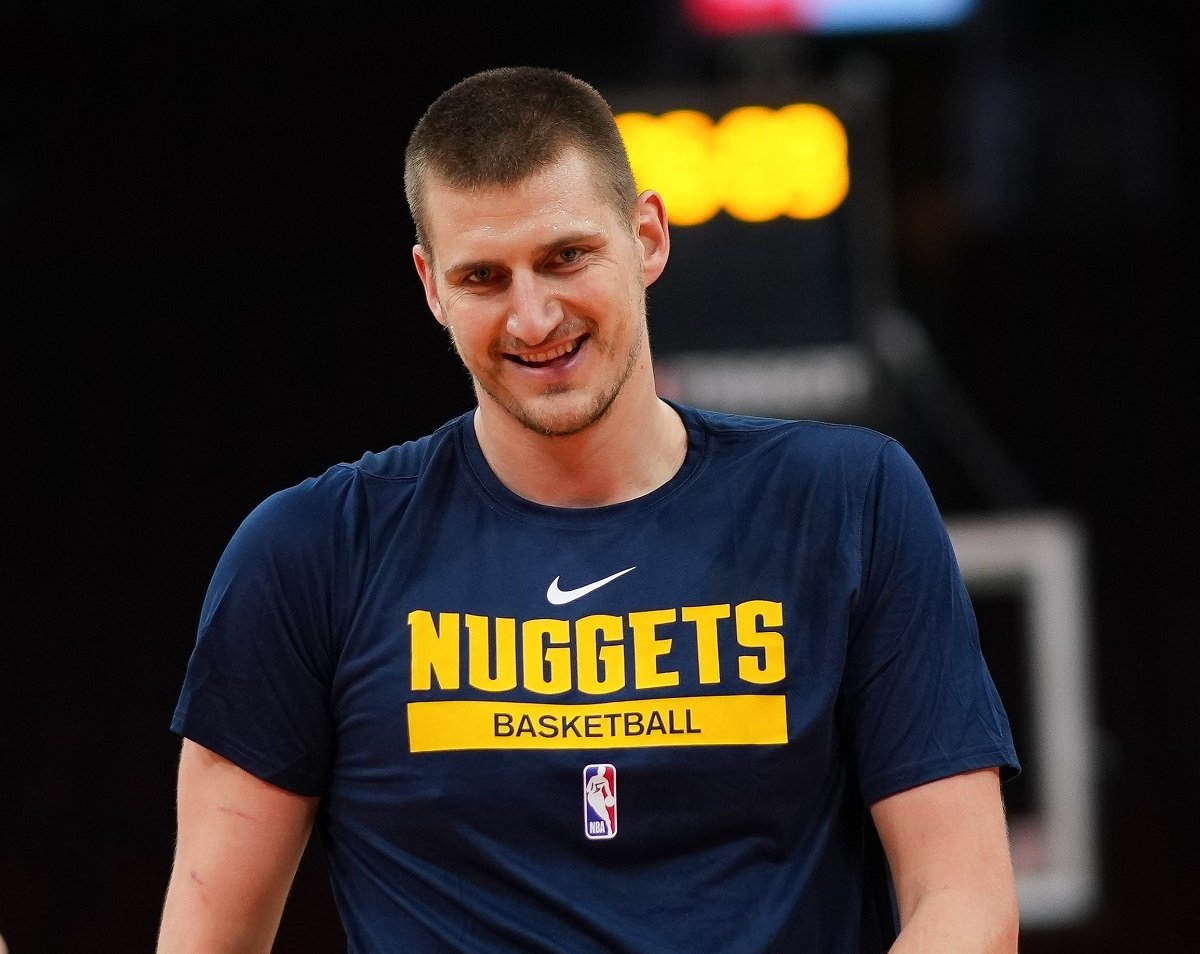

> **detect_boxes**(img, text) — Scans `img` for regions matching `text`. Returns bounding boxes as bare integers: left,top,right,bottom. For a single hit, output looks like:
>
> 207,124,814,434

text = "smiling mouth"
508,336,587,368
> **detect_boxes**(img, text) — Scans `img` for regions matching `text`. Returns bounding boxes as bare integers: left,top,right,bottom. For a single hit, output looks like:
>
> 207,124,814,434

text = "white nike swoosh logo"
546,566,637,605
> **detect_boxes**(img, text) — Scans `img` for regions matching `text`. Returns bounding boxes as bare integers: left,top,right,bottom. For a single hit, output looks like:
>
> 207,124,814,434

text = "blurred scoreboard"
606,65,895,421
617,102,850,225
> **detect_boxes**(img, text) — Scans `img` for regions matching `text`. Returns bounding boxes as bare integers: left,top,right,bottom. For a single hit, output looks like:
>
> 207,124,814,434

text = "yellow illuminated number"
715,105,787,222
617,103,848,225
777,103,849,219
617,109,721,226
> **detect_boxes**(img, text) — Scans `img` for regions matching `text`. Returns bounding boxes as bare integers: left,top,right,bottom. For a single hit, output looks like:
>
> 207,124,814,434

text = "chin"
512,390,620,438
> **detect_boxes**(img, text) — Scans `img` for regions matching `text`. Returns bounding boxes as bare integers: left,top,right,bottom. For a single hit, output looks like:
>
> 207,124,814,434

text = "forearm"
888,886,1019,953
157,865,291,954
157,810,310,954
157,741,319,953
872,768,1020,954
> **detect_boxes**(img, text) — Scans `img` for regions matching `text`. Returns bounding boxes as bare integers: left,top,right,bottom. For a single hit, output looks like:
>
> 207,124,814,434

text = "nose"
505,271,563,346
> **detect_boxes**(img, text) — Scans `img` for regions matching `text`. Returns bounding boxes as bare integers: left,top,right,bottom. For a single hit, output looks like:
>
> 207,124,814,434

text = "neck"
473,381,687,509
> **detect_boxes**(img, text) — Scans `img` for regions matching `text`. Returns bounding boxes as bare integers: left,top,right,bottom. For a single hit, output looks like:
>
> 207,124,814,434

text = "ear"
412,244,447,326
635,190,671,288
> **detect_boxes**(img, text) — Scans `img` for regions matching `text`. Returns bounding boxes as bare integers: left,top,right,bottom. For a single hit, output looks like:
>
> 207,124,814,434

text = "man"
158,66,1020,952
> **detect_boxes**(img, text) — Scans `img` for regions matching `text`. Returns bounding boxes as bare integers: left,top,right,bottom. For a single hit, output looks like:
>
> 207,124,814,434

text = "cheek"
444,315,495,366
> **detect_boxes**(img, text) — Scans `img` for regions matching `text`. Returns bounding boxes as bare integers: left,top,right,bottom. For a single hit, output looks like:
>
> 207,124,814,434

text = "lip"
504,333,589,373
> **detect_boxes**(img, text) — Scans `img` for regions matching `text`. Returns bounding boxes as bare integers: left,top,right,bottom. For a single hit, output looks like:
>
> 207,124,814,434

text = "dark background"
3,0,1196,950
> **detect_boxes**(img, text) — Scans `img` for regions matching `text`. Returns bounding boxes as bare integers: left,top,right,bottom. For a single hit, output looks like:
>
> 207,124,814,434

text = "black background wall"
3,1,1196,950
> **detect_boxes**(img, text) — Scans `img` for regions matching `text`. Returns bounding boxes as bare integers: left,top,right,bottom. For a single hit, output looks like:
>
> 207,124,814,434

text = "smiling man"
408,90,685,509
159,67,1021,953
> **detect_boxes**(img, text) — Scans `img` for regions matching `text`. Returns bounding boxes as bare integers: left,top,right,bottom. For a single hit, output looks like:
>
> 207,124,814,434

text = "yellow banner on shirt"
407,694,787,753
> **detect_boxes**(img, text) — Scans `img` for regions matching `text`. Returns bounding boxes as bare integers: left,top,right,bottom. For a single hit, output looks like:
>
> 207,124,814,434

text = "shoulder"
677,401,898,474
348,413,467,483
234,413,470,551
274,414,464,500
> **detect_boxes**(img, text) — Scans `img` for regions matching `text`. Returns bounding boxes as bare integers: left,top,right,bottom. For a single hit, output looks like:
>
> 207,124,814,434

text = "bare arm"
871,767,1019,953
157,739,320,953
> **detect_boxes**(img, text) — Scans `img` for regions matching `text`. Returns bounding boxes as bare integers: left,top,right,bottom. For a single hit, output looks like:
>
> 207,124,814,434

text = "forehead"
421,150,624,263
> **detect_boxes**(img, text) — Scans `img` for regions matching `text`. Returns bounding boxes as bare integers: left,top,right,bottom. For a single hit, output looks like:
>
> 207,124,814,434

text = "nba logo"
583,763,617,840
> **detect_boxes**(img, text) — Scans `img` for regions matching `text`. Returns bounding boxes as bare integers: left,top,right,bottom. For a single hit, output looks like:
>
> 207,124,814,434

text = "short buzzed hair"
404,66,638,255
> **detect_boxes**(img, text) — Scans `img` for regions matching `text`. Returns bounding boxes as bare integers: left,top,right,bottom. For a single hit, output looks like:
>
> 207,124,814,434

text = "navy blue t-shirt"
173,403,1018,952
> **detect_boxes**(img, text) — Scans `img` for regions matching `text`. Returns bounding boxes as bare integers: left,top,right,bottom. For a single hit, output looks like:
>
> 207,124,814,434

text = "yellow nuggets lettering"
408,601,786,694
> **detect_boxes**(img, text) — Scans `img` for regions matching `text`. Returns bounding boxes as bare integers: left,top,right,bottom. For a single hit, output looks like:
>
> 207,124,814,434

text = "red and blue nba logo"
583,763,617,840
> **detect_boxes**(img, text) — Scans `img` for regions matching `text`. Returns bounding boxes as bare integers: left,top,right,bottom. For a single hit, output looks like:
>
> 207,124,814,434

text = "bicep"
870,767,1019,948
158,739,320,953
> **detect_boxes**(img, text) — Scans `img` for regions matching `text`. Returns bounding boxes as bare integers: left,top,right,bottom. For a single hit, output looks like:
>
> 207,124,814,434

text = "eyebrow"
441,228,606,281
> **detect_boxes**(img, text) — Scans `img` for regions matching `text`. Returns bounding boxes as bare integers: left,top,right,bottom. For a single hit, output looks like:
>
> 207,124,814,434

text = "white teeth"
518,340,577,364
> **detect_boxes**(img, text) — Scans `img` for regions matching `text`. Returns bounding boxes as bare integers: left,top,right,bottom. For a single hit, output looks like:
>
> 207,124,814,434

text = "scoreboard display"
604,68,894,413
616,102,849,225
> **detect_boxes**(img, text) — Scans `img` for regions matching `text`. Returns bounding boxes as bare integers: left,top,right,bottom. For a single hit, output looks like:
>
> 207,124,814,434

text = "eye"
555,246,585,266
466,266,494,284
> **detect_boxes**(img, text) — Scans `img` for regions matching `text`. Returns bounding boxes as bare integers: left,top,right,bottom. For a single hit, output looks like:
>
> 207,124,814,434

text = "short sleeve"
170,474,348,795
840,440,1019,805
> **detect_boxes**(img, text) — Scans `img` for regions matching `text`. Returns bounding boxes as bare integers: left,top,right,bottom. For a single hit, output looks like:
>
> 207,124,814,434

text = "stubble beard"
457,317,646,439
